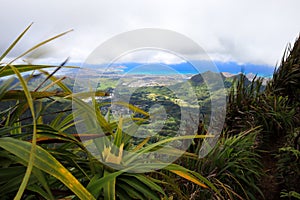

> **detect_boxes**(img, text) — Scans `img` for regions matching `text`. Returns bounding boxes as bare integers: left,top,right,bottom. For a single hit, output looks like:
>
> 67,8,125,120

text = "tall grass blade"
0,137,95,200
0,64,66,78
8,30,73,64
0,23,33,62
34,57,69,91
7,64,37,200
170,170,208,188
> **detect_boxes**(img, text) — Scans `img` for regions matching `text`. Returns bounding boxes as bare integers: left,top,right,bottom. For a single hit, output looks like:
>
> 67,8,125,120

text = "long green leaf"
0,137,95,200
118,177,160,200
117,182,145,199
27,185,53,200
8,30,73,65
0,166,26,182
87,170,124,199
122,163,220,196
72,97,113,134
0,174,37,195
0,64,74,78
0,23,32,63
128,174,166,198
124,134,213,164
114,117,123,147
2,90,72,100
103,170,116,200
8,64,37,200
38,68,74,93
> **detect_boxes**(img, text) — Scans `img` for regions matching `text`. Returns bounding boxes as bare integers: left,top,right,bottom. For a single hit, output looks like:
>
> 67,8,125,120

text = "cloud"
109,50,186,65
1,0,299,66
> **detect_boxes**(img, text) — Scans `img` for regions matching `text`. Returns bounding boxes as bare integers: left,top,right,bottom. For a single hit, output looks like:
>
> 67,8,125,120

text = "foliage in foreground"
0,25,217,200
226,35,300,199
276,130,300,199
266,36,300,198
178,128,263,200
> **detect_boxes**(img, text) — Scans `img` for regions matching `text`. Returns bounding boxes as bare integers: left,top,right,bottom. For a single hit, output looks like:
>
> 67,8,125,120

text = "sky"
1,0,300,67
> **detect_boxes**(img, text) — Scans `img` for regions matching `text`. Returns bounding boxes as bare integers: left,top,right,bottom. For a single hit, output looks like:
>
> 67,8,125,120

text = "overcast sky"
1,0,299,67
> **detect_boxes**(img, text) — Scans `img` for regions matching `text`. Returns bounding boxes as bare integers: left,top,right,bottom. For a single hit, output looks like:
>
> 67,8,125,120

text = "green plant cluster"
225,35,300,199
0,25,217,200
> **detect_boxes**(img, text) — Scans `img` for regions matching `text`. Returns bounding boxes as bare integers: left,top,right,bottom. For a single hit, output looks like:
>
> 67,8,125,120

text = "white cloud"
1,0,299,66
111,50,186,65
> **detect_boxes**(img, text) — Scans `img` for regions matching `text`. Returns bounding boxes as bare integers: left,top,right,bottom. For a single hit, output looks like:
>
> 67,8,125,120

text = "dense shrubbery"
275,129,300,199
225,35,300,199
188,129,264,200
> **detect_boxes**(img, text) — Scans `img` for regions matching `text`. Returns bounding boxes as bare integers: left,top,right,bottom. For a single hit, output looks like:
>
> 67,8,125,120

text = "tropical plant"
0,24,218,200
267,35,300,104
183,128,264,200
275,129,300,199
225,35,300,199
0,24,96,199
226,74,296,143
225,74,264,135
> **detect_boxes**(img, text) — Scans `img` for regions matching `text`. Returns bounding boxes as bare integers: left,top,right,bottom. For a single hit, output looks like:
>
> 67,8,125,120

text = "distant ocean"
67,61,275,78
107,61,275,77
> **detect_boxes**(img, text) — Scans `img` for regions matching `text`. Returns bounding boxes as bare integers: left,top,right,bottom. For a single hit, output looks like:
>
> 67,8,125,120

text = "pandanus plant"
0,24,218,200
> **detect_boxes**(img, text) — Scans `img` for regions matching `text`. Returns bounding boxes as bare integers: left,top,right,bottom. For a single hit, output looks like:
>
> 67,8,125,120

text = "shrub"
179,128,264,200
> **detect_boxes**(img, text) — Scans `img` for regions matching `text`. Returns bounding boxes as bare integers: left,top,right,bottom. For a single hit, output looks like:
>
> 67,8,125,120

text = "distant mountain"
189,71,254,88
190,71,225,85
190,73,205,85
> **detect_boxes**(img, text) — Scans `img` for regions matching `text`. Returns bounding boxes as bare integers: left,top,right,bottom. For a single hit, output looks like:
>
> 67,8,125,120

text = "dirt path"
259,150,281,200
258,136,286,200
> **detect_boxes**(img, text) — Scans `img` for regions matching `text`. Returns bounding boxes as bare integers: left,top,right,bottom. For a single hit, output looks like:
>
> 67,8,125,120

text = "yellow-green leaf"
170,170,208,188
0,137,95,200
